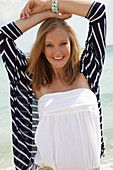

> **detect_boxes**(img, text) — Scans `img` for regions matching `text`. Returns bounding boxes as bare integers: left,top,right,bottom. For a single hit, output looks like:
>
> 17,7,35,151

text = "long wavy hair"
28,18,81,90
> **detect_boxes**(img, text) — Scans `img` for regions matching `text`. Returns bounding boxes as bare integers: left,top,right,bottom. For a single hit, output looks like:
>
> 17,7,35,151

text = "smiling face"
44,27,71,72
29,18,81,90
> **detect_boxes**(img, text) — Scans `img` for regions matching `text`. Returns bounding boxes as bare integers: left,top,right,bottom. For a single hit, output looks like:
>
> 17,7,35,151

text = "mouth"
52,56,64,60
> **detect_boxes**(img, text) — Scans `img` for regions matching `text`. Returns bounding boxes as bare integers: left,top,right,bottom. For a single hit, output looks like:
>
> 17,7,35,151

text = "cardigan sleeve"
0,23,33,169
80,1,107,92
0,22,27,82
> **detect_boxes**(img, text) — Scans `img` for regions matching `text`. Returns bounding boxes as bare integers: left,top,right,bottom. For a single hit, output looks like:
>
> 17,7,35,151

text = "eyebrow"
45,40,68,44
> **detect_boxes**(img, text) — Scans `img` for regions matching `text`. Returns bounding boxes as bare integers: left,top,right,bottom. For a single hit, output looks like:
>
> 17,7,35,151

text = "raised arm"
16,10,72,33
80,2,106,157
50,0,93,17
20,0,93,19
80,2,106,91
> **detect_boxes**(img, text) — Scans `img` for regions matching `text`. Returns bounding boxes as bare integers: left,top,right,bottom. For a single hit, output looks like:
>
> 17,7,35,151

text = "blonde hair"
28,18,81,90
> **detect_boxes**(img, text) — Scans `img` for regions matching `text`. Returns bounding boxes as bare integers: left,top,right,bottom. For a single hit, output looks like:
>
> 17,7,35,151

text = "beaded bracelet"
51,0,58,13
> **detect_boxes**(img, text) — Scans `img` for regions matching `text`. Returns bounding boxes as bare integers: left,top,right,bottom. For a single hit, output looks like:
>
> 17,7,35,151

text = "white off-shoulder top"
34,88,101,170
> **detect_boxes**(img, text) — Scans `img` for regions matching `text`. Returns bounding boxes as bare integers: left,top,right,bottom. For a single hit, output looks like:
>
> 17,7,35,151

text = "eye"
60,42,67,46
46,44,53,47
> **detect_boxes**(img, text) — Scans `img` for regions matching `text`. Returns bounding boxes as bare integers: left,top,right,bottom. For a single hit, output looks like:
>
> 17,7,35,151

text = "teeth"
53,56,63,60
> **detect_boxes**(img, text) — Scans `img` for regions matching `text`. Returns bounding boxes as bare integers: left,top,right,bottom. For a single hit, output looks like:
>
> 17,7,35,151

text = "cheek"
44,49,53,63
44,49,51,58
64,46,71,57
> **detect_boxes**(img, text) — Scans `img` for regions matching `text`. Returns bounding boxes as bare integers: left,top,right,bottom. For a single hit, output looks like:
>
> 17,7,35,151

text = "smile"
53,56,64,60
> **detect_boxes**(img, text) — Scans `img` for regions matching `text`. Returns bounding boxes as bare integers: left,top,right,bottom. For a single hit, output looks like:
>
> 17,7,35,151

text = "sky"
0,0,113,53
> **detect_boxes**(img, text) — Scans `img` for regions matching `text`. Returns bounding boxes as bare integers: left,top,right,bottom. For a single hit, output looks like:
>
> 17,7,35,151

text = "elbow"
100,3,106,17
87,2,106,23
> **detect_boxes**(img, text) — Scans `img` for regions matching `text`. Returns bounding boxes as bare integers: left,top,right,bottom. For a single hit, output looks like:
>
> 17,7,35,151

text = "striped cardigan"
0,2,107,170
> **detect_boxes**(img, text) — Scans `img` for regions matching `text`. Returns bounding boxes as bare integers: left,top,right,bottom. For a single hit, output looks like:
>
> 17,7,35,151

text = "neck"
52,68,65,82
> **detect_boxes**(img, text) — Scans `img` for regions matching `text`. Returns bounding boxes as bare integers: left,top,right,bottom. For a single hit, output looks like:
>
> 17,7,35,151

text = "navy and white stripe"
80,1,106,157
0,2,107,170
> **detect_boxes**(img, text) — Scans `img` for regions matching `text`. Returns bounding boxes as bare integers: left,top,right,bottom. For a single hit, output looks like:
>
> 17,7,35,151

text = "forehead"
45,27,69,42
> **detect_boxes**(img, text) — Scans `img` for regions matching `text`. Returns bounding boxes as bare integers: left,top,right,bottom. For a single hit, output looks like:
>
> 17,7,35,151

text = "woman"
0,0,106,169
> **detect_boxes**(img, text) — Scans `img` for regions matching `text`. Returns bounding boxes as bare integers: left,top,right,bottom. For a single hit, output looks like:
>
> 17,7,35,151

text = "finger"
20,9,25,19
25,8,30,18
22,9,27,19
20,11,23,19
22,7,31,19
20,8,26,19
26,2,32,14
20,2,29,19
23,3,30,18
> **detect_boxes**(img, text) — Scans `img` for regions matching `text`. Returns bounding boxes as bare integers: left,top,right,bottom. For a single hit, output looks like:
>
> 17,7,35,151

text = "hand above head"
16,9,72,33
47,10,72,20
20,0,47,19
20,0,93,20
20,0,72,20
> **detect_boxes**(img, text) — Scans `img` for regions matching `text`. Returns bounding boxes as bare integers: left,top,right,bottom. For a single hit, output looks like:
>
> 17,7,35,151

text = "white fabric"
34,88,101,170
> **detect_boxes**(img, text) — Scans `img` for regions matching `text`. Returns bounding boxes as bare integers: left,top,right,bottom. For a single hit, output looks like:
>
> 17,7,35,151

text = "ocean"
0,46,113,170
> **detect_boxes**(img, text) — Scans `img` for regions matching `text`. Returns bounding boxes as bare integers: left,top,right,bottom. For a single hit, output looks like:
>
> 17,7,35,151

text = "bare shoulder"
34,90,41,100
32,84,41,100
34,86,49,100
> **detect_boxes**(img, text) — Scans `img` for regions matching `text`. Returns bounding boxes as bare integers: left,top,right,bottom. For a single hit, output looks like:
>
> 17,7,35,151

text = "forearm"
47,0,93,17
15,11,48,33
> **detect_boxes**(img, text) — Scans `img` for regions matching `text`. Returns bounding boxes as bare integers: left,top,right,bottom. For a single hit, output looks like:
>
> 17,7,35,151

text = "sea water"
0,46,113,170
100,46,113,170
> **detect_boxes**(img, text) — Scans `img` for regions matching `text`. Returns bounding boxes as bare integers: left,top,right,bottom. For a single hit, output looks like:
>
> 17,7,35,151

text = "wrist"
46,0,60,12
46,0,64,14
46,0,52,10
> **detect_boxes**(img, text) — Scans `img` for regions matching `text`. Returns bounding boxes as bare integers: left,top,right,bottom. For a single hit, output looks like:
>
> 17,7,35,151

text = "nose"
54,46,61,55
